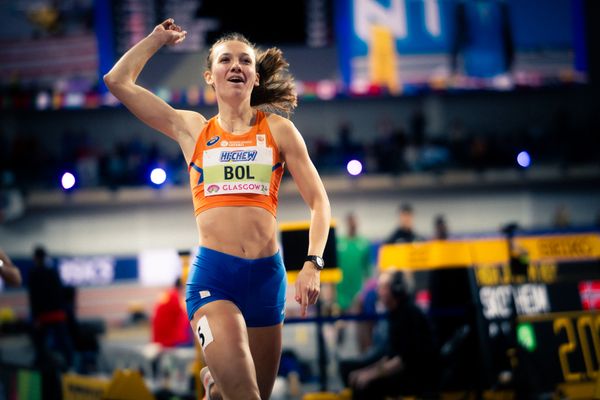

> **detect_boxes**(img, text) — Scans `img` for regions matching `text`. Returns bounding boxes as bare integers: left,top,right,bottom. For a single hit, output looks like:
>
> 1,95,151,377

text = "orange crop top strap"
188,111,284,217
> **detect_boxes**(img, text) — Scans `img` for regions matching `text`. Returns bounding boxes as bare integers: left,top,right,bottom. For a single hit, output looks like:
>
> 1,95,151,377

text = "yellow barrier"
554,381,597,400
517,234,600,261
378,234,600,271
62,370,155,400
302,392,340,400
62,373,109,400
104,369,155,400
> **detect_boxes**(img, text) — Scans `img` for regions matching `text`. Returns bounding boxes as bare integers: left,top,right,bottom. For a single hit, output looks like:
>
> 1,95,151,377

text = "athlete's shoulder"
177,109,208,125
264,112,295,133
176,109,209,139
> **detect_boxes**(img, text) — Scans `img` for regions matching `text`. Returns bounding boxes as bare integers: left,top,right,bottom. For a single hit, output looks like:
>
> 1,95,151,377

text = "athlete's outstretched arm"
103,19,203,161
270,114,331,317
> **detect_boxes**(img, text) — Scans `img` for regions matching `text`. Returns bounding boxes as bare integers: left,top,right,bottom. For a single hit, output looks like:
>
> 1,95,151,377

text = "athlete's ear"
204,70,213,86
254,72,260,87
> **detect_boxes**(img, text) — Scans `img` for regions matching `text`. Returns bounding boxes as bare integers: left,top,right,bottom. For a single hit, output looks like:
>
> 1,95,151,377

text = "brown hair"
206,33,297,115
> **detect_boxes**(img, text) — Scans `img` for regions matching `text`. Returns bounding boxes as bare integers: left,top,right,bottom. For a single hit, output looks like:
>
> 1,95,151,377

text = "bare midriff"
195,206,279,259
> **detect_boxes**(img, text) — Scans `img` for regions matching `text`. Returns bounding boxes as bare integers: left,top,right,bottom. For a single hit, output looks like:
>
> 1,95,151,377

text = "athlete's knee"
202,345,260,398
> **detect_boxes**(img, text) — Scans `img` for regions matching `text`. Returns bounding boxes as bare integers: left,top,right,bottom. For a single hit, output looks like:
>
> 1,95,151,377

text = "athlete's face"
204,41,259,99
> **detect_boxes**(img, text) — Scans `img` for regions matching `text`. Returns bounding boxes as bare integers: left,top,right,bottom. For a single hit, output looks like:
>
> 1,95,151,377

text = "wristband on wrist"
305,255,324,270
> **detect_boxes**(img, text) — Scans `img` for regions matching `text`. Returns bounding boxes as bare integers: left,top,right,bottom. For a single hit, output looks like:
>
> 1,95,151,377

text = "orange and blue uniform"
188,110,284,217
185,111,287,327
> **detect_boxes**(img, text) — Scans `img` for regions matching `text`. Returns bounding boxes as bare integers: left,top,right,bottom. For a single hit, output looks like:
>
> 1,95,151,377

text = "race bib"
203,146,273,196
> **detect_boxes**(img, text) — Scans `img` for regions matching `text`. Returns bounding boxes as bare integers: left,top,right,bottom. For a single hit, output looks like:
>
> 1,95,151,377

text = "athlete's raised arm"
103,19,203,162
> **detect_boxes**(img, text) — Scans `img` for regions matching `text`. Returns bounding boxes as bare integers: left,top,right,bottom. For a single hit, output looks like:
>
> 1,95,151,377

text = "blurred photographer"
349,270,438,399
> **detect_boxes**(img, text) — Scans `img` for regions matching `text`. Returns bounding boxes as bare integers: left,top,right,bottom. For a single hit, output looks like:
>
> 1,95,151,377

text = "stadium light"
61,172,76,190
150,167,167,185
346,159,363,176
517,151,531,168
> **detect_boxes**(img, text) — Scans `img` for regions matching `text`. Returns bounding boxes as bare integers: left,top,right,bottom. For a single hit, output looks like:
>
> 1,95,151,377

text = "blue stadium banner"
334,0,582,92
335,0,450,92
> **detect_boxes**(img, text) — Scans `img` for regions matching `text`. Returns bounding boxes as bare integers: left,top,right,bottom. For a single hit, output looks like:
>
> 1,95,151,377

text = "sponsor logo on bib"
220,150,258,162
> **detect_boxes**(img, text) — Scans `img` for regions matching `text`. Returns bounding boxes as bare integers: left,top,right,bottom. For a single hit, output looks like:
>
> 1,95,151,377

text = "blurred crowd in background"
2,103,598,191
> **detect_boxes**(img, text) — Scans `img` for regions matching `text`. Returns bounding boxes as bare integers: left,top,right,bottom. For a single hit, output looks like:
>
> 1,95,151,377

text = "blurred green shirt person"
336,213,372,311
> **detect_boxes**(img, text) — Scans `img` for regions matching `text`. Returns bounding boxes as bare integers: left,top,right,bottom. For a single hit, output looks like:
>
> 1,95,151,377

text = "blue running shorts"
185,246,287,327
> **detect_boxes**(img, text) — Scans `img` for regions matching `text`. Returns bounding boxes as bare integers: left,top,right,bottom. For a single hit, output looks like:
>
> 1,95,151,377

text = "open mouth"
227,76,245,83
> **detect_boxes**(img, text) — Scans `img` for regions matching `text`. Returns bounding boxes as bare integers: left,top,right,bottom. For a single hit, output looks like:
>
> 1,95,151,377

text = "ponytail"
252,47,297,115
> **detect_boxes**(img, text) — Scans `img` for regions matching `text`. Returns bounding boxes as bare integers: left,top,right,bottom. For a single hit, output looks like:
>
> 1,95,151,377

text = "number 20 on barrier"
554,315,600,381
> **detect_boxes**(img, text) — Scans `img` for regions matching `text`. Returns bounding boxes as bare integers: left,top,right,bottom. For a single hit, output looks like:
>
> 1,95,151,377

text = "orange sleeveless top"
188,111,284,217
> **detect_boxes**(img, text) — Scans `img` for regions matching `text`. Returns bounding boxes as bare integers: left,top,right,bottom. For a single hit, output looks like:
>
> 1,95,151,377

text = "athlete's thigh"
191,300,260,398
247,323,283,400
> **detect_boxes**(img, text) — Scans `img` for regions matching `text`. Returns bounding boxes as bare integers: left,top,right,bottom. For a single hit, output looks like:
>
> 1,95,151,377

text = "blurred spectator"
0,248,22,287
336,121,360,165
384,203,423,244
353,273,382,353
336,213,372,313
403,137,420,172
409,105,426,147
552,204,571,229
151,277,192,348
74,132,100,187
433,214,449,240
448,118,469,167
126,134,148,184
312,136,336,173
63,285,102,373
469,135,489,172
347,270,438,399
28,246,75,369
372,117,407,174
104,142,128,189
419,138,451,172
338,269,388,384
390,126,409,174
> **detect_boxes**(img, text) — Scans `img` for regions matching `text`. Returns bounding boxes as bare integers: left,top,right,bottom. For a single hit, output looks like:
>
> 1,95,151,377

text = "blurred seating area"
1,99,599,192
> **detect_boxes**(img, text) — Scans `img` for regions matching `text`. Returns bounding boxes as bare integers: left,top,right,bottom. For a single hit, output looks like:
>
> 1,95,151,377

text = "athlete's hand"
150,18,187,46
295,262,321,317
